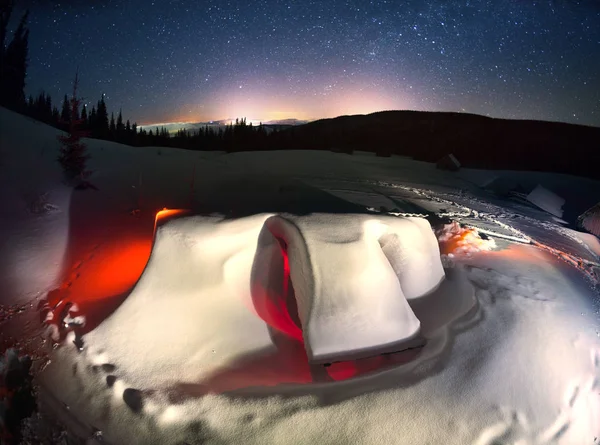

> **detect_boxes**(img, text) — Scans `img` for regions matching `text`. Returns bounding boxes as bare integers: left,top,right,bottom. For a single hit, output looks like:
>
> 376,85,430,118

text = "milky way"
13,0,600,126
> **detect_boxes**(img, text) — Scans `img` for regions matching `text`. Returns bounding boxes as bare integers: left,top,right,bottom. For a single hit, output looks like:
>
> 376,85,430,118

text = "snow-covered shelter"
75,213,474,381
578,203,600,237
436,153,461,171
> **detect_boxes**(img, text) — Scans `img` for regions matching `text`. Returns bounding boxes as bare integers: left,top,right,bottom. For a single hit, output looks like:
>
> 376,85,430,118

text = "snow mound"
70,213,449,380
80,213,278,389
40,244,600,445
266,214,444,363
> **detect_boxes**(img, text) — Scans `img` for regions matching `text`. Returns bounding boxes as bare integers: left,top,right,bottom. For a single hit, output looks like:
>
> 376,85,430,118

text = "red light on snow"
79,241,152,300
47,237,152,309
250,240,304,342
47,208,188,335
326,348,423,381
327,361,359,380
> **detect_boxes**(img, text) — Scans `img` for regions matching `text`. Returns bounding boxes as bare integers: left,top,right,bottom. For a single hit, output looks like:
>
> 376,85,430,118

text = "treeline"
160,118,270,152
0,2,28,112
1,1,278,152
24,90,141,144
23,90,274,151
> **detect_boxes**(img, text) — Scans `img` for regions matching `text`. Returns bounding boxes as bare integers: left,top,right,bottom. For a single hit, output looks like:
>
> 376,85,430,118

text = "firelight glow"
155,208,188,228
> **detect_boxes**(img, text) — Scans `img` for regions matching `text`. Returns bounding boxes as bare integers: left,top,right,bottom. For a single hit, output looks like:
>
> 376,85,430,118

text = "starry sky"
10,0,600,126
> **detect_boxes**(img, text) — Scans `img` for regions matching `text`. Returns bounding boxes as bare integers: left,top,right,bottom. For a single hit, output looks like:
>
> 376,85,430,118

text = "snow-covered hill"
1,106,599,445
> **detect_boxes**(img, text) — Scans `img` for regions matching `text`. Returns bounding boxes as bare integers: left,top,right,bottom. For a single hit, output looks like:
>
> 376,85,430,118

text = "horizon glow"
14,0,600,127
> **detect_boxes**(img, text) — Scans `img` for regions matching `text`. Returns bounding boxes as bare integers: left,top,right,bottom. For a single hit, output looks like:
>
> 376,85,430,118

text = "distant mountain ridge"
267,110,600,179
129,110,599,179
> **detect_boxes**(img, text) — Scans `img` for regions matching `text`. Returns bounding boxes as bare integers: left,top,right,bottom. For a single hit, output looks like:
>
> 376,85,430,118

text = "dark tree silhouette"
51,105,59,123
88,105,96,132
81,103,88,123
0,5,29,110
95,95,109,138
0,1,14,57
60,94,70,126
57,71,90,184
116,108,124,135
109,111,116,138
44,91,51,116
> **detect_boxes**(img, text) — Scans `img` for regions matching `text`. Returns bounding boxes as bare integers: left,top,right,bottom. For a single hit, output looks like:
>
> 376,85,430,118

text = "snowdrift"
77,212,457,380
265,214,444,363
40,239,600,445
2,107,599,444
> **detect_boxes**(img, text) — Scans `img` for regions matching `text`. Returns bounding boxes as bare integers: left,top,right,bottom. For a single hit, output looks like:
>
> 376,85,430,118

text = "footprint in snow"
84,351,145,415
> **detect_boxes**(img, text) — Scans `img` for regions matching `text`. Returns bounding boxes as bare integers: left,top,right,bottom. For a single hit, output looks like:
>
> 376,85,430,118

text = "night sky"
11,0,600,126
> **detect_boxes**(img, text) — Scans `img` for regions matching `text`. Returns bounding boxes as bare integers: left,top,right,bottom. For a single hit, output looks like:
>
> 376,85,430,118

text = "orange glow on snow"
489,243,534,260
439,227,479,254
155,208,188,226
59,241,152,302
438,223,496,256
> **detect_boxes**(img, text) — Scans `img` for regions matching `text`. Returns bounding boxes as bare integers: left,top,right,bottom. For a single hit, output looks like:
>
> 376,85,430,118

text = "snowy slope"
41,245,599,445
1,106,599,444
0,111,71,305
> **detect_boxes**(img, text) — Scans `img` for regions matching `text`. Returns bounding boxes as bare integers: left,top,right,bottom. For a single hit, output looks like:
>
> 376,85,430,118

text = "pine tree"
30,92,42,120
96,95,109,138
116,109,123,131
109,111,116,138
60,94,70,125
51,105,59,125
81,103,87,122
130,122,137,145
0,1,13,59
116,108,124,142
89,105,96,132
57,71,90,184
0,8,29,110
45,93,51,117
32,91,54,124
